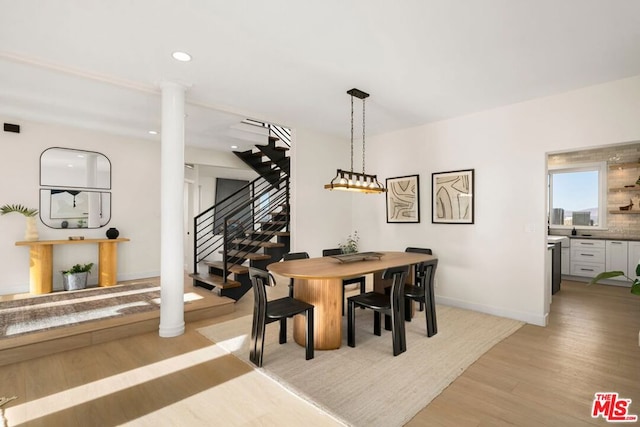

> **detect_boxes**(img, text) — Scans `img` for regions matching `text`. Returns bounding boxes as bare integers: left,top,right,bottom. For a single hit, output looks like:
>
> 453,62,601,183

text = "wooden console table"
15,238,130,294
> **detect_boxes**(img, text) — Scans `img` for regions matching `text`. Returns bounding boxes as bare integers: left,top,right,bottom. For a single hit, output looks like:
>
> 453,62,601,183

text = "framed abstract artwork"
432,169,474,224
386,175,420,223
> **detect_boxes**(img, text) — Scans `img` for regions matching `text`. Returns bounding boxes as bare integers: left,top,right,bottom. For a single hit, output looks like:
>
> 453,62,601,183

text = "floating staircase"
191,125,291,301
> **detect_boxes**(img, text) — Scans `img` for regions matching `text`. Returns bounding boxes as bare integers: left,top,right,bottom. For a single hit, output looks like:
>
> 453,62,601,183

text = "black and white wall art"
432,169,474,224
386,174,420,223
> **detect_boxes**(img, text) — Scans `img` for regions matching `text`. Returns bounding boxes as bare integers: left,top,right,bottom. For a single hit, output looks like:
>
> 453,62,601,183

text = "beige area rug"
198,305,524,427
0,283,163,338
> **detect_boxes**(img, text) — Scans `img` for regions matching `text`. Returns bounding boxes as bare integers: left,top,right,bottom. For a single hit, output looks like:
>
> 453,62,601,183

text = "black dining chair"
283,251,310,297
347,265,409,356
322,248,366,315
249,267,314,367
404,248,438,337
405,247,433,312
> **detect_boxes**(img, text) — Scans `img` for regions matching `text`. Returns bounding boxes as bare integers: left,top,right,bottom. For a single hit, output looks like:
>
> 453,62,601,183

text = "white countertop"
547,236,569,244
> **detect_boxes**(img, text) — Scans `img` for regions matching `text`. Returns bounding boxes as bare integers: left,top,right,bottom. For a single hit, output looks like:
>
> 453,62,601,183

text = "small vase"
106,227,120,239
24,216,39,241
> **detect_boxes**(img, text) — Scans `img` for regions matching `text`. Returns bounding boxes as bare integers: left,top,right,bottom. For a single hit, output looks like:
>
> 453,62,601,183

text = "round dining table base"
293,277,343,350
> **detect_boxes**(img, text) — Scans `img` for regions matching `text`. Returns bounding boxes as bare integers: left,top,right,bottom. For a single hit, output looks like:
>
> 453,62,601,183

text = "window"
548,162,607,228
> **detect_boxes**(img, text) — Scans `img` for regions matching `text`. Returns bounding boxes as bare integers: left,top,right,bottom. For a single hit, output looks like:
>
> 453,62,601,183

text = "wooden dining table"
267,251,436,350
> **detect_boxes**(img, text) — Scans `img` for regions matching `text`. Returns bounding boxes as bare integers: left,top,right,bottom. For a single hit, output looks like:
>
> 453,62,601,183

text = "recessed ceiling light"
148,130,158,135
231,145,238,149
172,51,192,62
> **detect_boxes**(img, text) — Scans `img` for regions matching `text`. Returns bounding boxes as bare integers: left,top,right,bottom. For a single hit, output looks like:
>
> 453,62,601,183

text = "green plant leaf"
631,281,640,296
635,263,640,278
61,263,94,275
0,204,38,217
589,271,626,285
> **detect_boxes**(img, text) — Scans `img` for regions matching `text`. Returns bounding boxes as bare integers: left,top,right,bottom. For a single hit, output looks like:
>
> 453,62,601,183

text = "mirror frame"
39,189,111,229
40,147,111,190
39,147,112,229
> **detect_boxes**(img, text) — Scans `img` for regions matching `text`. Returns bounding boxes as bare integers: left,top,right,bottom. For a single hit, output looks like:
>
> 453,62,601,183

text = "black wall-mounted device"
3,123,20,133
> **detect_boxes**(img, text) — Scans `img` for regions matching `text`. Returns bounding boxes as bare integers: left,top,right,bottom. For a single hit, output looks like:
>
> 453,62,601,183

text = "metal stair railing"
194,175,278,263
241,119,291,148
194,173,289,282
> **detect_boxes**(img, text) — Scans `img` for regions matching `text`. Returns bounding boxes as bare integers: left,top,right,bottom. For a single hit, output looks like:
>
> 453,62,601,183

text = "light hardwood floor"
408,280,640,426
1,279,638,426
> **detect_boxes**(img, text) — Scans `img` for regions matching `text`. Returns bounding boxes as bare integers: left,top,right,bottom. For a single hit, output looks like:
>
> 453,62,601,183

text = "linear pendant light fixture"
324,88,386,194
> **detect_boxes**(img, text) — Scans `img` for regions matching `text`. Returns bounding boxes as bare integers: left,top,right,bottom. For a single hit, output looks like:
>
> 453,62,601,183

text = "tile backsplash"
548,142,640,239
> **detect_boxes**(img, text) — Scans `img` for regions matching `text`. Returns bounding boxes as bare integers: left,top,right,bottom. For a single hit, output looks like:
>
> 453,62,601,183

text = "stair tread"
231,239,285,248
255,160,274,168
203,261,249,275
224,250,272,261
250,230,290,237
258,141,289,152
189,273,241,289
233,150,263,159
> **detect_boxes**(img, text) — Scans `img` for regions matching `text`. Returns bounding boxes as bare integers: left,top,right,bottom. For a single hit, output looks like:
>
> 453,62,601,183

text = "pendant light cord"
350,95,354,173
362,97,366,174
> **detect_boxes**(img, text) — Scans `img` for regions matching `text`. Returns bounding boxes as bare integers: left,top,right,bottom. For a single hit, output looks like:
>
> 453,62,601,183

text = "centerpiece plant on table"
339,231,359,254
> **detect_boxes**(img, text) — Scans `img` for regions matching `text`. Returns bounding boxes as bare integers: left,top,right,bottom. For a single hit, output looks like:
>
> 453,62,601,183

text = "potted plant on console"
61,263,94,291
0,203,39,241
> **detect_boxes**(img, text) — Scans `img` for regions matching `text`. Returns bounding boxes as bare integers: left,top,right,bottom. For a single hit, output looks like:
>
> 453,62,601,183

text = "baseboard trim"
436,295,546,326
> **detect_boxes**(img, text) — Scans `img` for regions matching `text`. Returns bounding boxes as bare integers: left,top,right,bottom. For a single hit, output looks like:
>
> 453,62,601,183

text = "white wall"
0,120,161,294
291,127,355,257
353,74,640,326
185,146,249,170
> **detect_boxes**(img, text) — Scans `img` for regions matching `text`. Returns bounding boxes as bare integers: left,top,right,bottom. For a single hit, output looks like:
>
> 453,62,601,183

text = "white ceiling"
1,0,640,152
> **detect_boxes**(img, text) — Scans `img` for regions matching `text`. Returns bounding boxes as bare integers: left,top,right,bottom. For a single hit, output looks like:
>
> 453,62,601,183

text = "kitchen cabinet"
570,239,605,278
605,240,628,282
548,236,570,274
561,247,570,275
549,242,561,294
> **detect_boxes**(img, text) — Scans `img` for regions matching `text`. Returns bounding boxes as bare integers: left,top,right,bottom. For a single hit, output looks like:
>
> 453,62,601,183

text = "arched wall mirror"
39,189,111,229
40,147,111,189
40,147,112,229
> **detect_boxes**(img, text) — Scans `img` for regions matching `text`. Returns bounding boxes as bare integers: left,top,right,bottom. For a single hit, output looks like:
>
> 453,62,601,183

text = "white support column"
159,81,187,337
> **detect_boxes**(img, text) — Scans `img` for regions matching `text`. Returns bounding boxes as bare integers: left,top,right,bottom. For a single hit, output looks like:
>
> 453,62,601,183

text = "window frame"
548,161,607,230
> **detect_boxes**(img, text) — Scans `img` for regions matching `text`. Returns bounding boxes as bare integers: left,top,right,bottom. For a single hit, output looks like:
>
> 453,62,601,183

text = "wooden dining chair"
347,265,409,356
283,251,310,297
249,267,314,367
322,248,366,315
403,249,438,337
